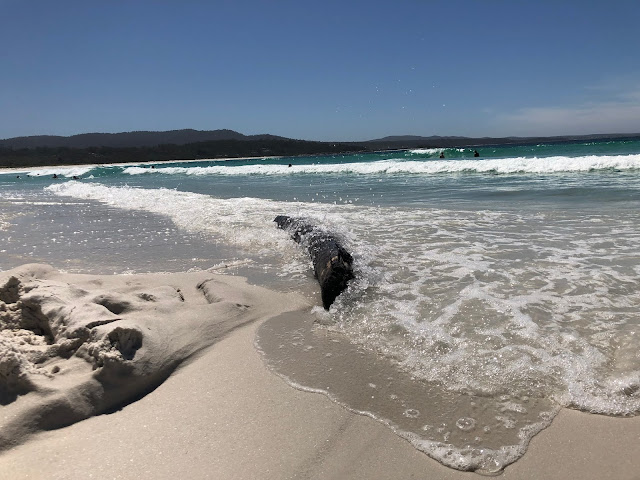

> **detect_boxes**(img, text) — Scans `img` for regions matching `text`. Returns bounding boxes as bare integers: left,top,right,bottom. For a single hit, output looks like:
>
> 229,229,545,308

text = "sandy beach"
0,264,638,479
4,0,640,475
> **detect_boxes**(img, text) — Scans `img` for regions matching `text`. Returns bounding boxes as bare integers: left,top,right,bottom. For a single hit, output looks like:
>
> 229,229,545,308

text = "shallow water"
256,311,558,474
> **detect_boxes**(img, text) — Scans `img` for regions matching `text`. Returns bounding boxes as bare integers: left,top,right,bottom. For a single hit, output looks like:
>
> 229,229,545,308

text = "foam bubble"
456,417,477,431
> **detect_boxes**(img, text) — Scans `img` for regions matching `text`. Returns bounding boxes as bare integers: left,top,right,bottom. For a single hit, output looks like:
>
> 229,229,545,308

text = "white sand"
1,264,639,479
0,263,306,452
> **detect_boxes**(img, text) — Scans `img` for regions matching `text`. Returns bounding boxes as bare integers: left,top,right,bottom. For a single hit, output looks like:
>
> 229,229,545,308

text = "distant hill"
0,137,363,169
2,129,639,151
0,129,289,149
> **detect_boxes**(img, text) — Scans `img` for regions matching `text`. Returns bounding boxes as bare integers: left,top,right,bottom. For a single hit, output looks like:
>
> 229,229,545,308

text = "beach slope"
0,265,638,479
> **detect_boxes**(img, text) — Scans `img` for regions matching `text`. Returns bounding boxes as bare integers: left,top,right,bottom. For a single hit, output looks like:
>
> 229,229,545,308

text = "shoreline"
1,264,639,478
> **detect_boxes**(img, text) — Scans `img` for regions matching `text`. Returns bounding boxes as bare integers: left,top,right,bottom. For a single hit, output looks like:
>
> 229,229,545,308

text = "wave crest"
121,154,640,177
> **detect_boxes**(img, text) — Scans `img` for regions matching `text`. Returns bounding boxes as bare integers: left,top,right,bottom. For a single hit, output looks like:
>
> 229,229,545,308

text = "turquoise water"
2,137,640,472
4,137,640,210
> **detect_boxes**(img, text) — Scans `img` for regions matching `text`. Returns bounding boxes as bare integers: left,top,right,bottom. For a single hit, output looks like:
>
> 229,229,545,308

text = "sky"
2,0,640,141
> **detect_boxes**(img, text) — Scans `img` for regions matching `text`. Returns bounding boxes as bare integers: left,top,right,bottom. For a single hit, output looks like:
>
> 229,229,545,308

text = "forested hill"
0,129,288,149
0,138,363,168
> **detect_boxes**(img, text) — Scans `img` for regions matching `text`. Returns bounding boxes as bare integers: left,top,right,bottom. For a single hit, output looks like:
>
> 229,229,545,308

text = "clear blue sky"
2,0,640,141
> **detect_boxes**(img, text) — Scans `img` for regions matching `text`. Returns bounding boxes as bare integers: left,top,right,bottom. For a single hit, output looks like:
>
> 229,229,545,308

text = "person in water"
439,152,445,159
474,150,480,157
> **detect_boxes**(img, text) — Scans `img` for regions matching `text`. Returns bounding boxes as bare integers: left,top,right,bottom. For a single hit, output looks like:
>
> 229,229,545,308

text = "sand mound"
0,264,305,451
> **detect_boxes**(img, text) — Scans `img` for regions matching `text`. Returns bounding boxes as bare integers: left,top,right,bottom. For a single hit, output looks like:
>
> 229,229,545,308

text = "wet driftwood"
274,215,354,309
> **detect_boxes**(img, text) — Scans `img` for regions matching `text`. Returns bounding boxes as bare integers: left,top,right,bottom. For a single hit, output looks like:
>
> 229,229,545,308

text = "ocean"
2,137,640,473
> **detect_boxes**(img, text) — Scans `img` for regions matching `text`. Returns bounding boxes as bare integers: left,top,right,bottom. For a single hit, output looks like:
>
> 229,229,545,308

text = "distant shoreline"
2,128,640,149
1,131,639,169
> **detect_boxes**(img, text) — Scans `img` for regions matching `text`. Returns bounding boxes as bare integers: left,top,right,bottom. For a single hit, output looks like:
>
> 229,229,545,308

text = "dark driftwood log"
274,215,354,309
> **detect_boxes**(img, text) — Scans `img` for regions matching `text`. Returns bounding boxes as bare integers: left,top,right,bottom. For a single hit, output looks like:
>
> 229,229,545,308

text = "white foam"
25,166,95,178
47,182,289,249
120,154,640,177
325,207,640,416
45,182,359,279
408,148,444,154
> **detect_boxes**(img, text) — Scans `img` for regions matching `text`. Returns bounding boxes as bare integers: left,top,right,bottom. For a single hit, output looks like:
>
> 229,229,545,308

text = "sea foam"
120,154,640,177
